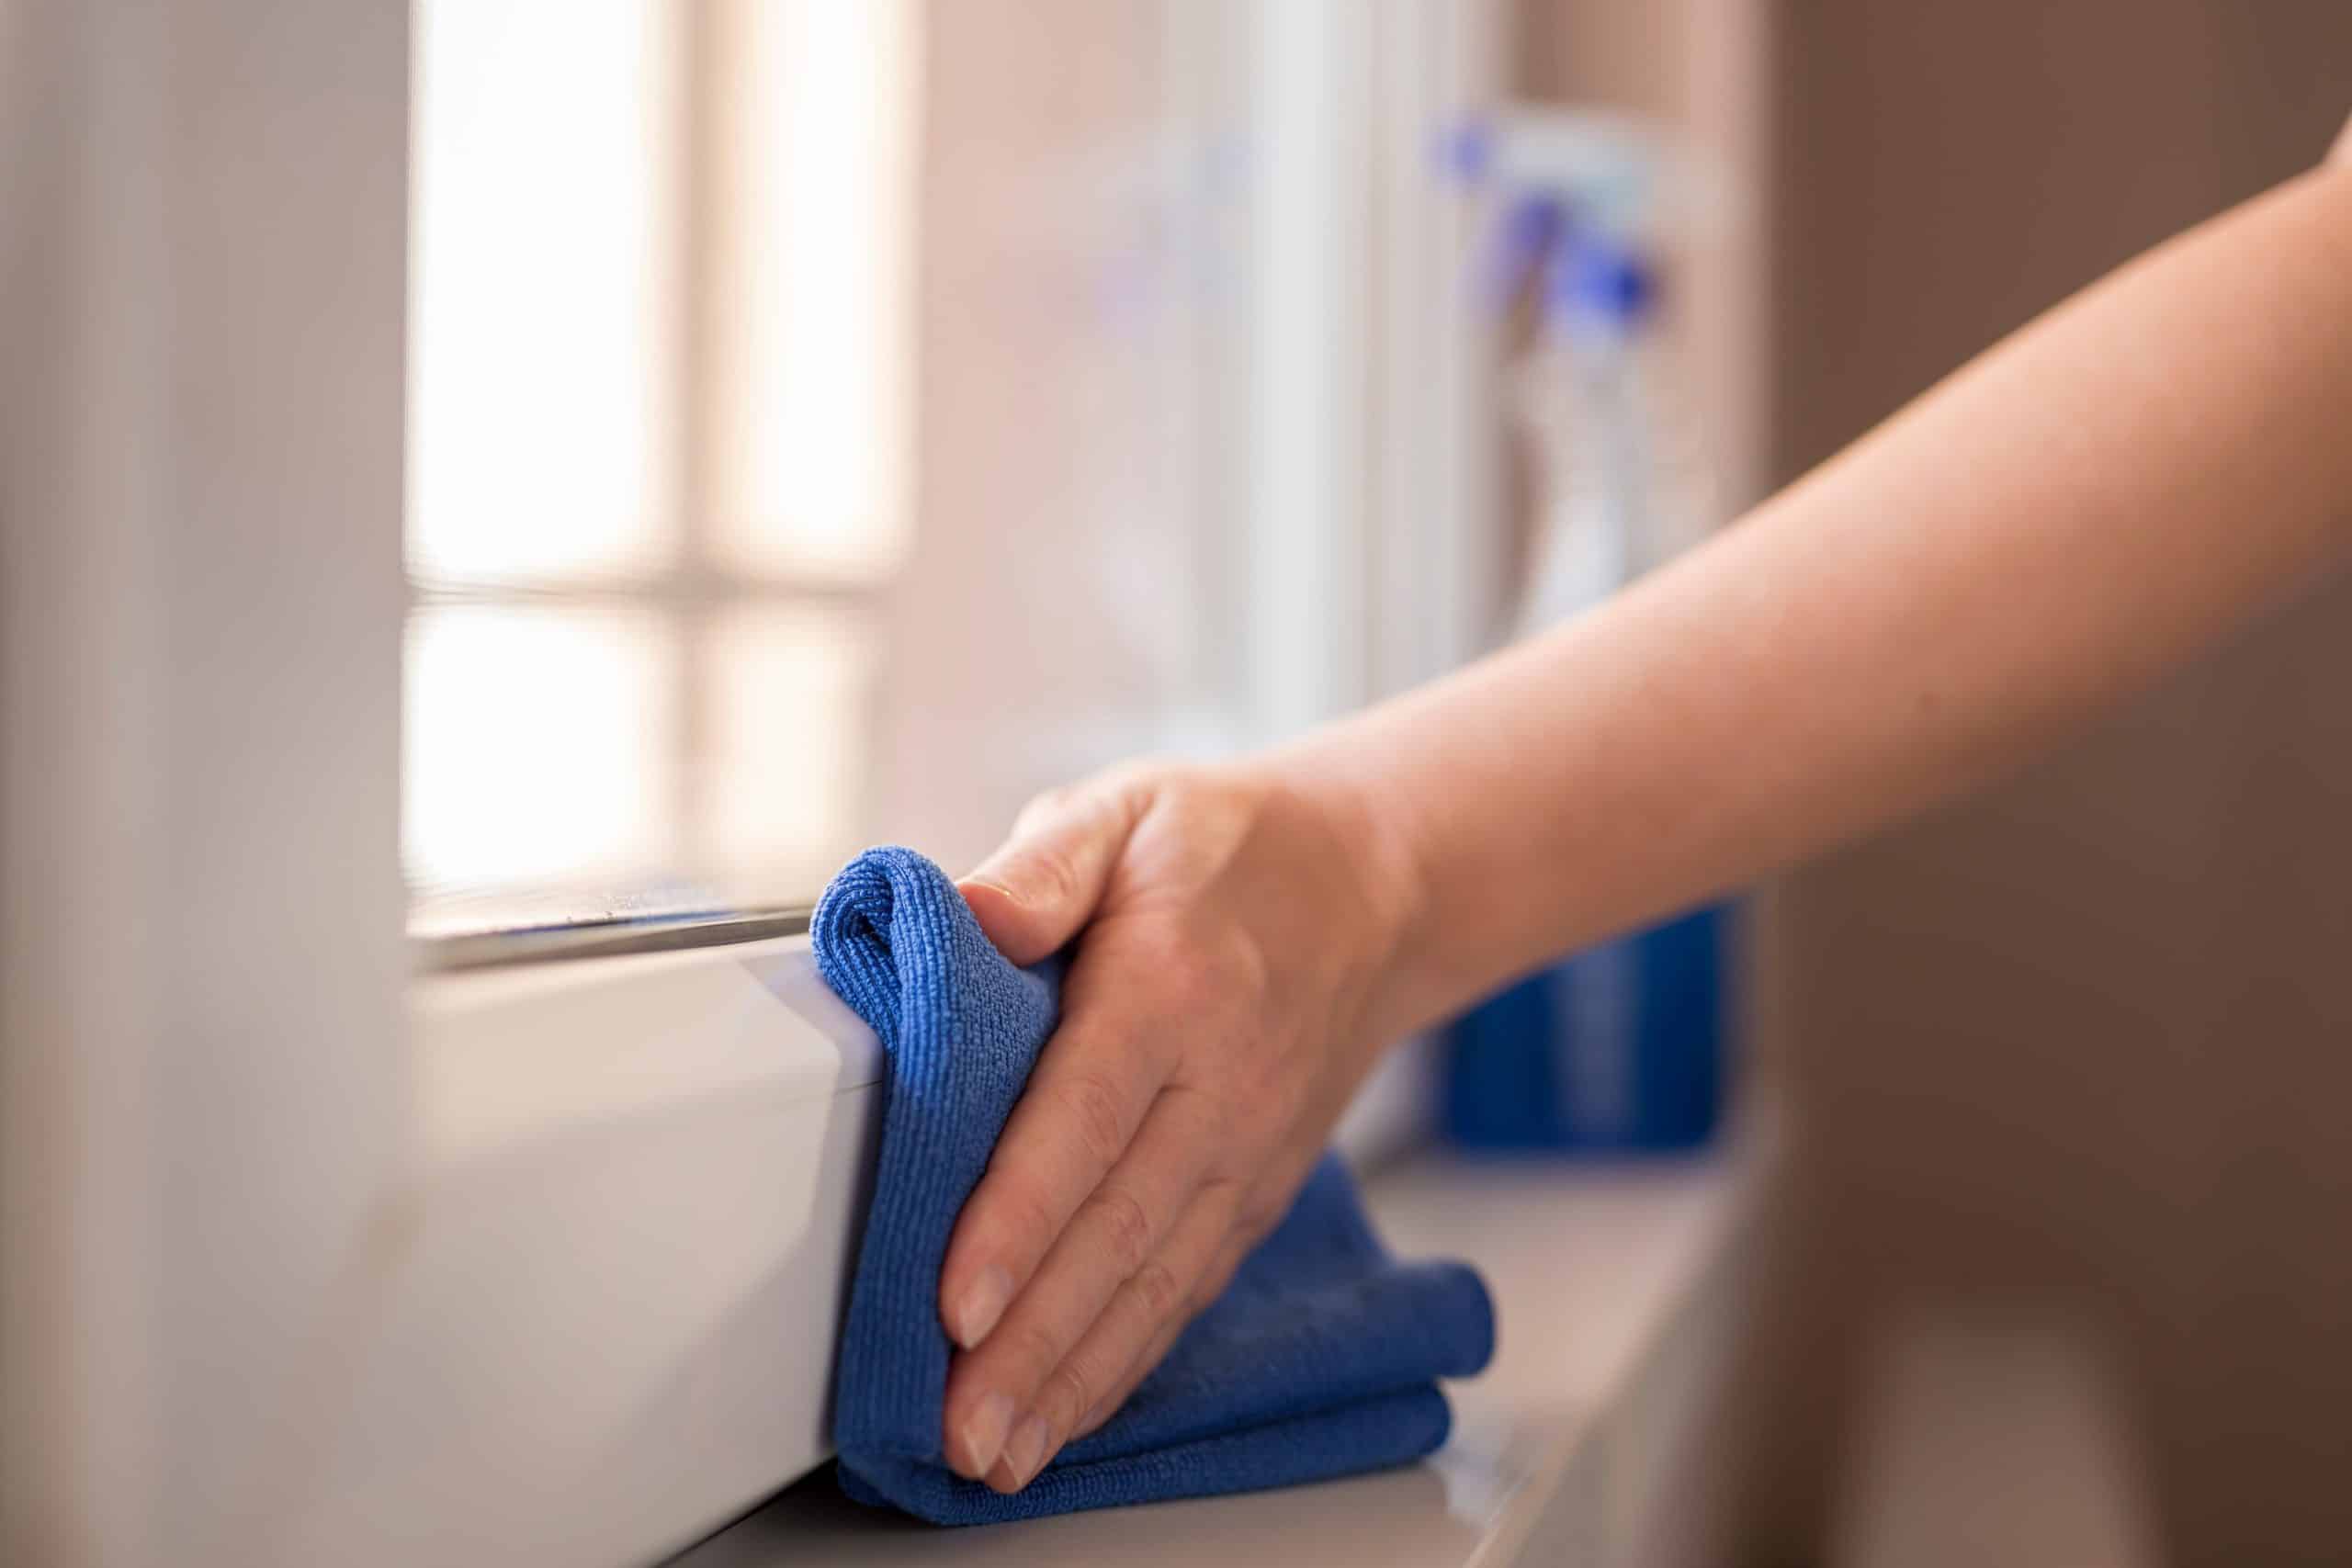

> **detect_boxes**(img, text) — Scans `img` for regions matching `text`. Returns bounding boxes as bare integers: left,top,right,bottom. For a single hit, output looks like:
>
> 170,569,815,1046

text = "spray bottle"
1442,109,1733,1154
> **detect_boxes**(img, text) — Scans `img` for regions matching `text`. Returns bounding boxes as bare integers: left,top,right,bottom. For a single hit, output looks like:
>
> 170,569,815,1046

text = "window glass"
404,0,914,933
401,0,1476,936
403,605,680,914
407,0,680,586
708,0,916,582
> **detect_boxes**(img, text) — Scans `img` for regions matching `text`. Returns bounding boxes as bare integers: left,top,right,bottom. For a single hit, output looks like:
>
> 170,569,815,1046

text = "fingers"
982,1179,1241,1493
958,780,1147,965
940,1089,1227,1483
934,955,1185,1348
1060,1145,1319,1439
1068,1314,1185,1443
1069,1138,1314,1442
1069,1220,1249,1442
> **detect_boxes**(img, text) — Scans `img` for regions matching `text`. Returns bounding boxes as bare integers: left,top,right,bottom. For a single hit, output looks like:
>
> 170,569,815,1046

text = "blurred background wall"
204,1,2352,1556
1527,3,2352,1562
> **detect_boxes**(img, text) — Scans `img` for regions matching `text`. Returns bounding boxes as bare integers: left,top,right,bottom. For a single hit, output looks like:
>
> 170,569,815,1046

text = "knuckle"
1197,1087,1249,1147
1020,842,1082,908
1193,1172,1249,1218
1157,937,1271,1031
1129,1258,1184,1321
1039,1359,1097,1427
1003,1318,1068,1382
1082,1184,1157,1276
1084,1371,1135,1426
992,1178,1062,1260
1167,1091,1244,1177
1131,944,1229,1027
1053,1072,1134,1169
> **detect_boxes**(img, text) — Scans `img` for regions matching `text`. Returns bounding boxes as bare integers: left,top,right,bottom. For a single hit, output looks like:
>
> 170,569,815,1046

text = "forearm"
1293,154,2352,1039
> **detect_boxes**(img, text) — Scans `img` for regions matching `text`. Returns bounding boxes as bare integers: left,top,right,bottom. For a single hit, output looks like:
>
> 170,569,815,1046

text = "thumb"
958,781,1144,964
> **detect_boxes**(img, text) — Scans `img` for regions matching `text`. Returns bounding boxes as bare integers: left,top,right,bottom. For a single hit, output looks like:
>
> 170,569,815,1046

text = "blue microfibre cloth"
812,846,1497,1525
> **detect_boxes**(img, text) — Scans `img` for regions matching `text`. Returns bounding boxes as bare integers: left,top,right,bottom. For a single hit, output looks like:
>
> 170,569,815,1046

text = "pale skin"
936,120,2352,1493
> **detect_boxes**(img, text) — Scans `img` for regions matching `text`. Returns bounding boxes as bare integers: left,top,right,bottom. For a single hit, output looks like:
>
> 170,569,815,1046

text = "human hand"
935,758,1422,1493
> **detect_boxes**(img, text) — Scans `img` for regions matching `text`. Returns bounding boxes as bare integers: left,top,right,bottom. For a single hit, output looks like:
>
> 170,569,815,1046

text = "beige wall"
1521,4,2352,1562
1762,6,2352,1563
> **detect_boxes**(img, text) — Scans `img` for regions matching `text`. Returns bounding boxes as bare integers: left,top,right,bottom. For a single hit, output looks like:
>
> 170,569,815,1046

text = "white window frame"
4,4,412,1563
1247,0,1505,736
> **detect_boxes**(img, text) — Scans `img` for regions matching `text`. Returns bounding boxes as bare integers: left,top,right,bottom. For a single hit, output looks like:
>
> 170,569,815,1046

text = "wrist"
1244,727,1439,1044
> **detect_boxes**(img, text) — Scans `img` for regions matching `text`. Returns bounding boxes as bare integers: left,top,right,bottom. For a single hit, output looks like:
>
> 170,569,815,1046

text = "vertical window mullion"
676,0,722,891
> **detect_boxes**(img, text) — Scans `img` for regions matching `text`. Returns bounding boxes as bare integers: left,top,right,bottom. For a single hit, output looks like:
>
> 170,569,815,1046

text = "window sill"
288,935,877,1568
673,1135,1763,1568
302,930,1758,1568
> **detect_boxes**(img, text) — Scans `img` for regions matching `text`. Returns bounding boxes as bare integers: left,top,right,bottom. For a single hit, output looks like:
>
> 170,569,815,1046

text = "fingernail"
958,1391,1015,1479
952,1264,1013,1349
960,876,1024,908
1003,1414,1054,1490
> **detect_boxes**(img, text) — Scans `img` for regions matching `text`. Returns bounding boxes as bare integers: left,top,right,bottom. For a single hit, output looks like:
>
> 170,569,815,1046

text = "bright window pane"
403,607,680,907
710,0,917,581
407,0,679,583
705,607,875,904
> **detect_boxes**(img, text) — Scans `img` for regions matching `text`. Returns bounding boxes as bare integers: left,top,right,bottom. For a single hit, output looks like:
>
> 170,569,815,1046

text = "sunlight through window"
404,0,917,931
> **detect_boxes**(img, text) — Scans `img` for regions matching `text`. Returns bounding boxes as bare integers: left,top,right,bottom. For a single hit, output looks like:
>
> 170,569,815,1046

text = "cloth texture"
812,846,1496,1525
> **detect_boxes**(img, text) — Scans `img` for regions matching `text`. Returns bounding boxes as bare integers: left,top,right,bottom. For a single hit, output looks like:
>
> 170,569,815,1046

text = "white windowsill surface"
341,934,1754,1568
671,1134,1760,1568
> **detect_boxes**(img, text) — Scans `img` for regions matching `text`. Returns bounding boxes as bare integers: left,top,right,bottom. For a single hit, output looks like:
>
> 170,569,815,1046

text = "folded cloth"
812,846,1496,1525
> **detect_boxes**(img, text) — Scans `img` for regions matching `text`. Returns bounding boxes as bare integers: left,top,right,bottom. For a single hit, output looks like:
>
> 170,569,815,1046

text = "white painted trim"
1248,0,1374,739
3,5,410,1564
1367,0,1508,692
1246,0,1503,744
280,938,883,1568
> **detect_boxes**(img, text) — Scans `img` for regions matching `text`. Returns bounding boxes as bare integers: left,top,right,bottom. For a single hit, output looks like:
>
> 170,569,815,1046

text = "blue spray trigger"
1546,231,1656,330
